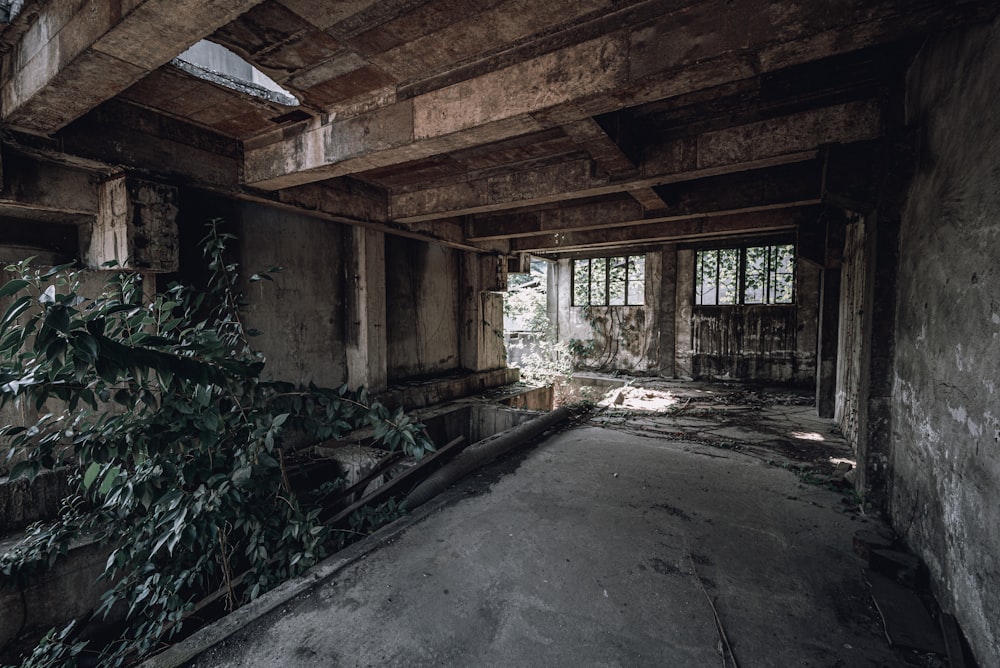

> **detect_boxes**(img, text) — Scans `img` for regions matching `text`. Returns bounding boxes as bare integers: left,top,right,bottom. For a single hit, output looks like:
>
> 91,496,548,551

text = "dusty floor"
185,384,934,667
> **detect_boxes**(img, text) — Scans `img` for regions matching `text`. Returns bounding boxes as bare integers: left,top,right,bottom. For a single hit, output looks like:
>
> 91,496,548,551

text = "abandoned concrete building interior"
0,0,997,665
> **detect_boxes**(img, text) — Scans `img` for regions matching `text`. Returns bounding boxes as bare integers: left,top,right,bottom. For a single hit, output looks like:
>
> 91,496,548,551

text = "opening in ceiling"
174,40,299,107
0,1,24,23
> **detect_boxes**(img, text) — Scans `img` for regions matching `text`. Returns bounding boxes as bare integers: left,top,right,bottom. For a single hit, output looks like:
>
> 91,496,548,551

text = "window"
573,255,645,306
696,244,794,305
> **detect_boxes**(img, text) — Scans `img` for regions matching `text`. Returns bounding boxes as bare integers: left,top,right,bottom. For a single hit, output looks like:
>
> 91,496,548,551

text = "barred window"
572,255,645,306
696,244,794,305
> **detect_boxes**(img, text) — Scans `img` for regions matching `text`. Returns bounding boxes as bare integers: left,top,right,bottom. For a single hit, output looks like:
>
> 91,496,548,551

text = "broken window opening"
173,40,299,107
572,254,645,306
696,244,795,306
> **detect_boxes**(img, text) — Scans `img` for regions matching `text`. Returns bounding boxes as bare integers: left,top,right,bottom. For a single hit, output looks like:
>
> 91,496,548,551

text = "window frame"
571,254,646,307
695,243,796,306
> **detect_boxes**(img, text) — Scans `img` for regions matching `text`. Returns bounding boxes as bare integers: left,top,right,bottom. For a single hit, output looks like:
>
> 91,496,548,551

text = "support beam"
85,175,179,272
651,161,823,218
467,196,645,241
390,100,879,222
243,0,989,189
561,117,669,211
0,146,104,221
1,0,266,134
658,244,678,377
0,144,178,271
345,227,388,393
511,209,804,253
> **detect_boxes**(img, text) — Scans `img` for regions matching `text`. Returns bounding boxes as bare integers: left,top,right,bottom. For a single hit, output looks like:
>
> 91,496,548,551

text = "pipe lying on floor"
401,405,574,512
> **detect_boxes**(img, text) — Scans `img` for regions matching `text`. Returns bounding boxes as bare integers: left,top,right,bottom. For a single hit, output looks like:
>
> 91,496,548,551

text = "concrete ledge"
379,368,519,410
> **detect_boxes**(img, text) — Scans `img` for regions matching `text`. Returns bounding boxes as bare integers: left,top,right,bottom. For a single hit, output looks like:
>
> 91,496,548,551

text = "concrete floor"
186,386,920,668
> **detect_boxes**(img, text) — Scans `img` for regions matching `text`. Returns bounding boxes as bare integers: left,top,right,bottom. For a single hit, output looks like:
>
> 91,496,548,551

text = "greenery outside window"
573,255,645,306
696,244,795,305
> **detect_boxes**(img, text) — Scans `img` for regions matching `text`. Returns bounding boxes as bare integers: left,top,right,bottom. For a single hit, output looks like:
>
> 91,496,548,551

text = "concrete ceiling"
2,0,997,256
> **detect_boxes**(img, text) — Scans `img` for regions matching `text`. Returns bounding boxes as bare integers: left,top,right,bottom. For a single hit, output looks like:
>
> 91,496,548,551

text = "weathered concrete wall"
678,250,818,385
236,202,348,388
890,17,1000,666
553,252,663,374
690,304,800,382
385,237,461,380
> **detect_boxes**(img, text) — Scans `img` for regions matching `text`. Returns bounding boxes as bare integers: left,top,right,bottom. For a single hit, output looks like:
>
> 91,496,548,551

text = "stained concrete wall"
675,249,819,385
235,202,348,388
889,17,1000,665
553,246,819,382
553,252,663,374
385,236,461,380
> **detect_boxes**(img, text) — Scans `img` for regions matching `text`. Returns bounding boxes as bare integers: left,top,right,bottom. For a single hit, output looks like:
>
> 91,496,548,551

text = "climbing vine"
0,222,431,667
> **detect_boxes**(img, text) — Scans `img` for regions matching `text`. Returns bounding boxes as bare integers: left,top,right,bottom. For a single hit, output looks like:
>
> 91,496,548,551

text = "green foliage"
504,263,575,385
348,497,404,536
0,221,431,667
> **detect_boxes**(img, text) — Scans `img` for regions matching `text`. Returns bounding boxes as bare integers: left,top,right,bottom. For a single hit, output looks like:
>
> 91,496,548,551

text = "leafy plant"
504,263,575,385
0,221,431,667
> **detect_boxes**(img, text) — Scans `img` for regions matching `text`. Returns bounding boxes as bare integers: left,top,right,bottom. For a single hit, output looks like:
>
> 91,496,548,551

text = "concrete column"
86,175,179,272
546,259,561,341
816,266,841,417
345,227,387,392
674,249,695,379
657,245,677,377
460,253,507,372
855,206,902,510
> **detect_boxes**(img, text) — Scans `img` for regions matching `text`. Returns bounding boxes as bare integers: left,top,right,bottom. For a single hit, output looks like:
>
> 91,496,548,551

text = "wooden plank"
323,435,466,527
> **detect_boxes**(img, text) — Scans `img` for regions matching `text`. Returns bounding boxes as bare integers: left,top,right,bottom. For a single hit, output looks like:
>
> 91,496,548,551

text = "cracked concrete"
180,387,931,667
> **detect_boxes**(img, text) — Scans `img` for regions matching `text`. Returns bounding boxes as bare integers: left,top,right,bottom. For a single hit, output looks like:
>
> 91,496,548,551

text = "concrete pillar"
86,175,179,272
345,227,388,392
546,259,561,341
816,267,841,417
674,249,695,379
855,207,902,510
460,253,507,372
657,245,677,377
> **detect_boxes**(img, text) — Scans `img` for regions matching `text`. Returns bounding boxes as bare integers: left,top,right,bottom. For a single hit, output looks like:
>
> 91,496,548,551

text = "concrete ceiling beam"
470,160,821,247
560,117,670,212
510,209,804,253
0,0,267,135
389,99,878,222
242,0,988,190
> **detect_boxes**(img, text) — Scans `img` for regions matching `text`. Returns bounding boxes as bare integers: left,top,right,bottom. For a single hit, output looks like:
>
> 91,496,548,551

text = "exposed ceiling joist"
388,99,878,222
511,209,805,253
241,0,984,190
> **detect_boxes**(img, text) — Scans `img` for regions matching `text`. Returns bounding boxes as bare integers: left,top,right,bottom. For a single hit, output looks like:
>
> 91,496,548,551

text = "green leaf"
98,466,120,495
0,278,29,298
83,462,101,489
8,460,39,482
0,294,33,330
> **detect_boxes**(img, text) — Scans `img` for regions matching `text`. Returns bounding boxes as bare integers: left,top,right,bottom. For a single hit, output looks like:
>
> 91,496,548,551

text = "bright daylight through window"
572,255,645,306
696,244,795,305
